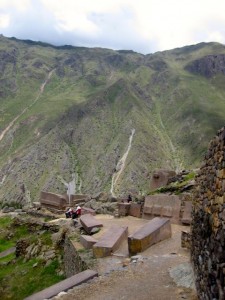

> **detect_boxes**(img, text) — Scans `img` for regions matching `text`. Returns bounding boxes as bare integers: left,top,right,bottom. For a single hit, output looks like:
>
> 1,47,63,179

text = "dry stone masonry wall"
191,126,225,300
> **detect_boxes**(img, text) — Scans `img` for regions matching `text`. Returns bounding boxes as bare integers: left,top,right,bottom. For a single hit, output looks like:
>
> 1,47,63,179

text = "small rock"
90,227,101,234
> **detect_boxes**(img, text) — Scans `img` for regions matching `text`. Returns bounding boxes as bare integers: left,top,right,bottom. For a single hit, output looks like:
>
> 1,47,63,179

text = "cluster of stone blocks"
79,213,172,258
117,193,192,226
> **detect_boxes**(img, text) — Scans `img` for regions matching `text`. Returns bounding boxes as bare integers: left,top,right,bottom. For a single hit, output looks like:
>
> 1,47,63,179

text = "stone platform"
128,217,171,255
93,225,128,258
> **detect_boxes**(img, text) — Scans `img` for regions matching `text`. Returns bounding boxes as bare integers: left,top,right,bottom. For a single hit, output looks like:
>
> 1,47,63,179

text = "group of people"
65,205,81,219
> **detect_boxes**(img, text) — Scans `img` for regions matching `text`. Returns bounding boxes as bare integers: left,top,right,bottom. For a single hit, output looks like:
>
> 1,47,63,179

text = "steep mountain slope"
0,36,225,204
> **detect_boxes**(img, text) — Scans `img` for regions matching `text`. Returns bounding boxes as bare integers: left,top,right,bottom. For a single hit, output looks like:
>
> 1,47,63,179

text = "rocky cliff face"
185,54,225,78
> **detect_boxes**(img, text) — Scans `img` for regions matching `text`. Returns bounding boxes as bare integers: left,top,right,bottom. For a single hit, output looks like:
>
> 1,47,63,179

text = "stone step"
128,217,171,255
80,214,103,234
24,269,98,300
93,225,128,258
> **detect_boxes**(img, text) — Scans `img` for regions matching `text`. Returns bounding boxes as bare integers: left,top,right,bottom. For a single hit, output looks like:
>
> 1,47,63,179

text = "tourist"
65,207,73,218
72,205,81,219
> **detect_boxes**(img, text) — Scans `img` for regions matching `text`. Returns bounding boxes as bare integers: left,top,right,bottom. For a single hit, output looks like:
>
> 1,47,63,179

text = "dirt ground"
53,215,197,300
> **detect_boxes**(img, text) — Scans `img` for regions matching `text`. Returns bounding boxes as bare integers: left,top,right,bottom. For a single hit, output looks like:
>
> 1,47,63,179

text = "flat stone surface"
93,225,128,258
80,214,103,234
128,217,171,255
24,269,98,300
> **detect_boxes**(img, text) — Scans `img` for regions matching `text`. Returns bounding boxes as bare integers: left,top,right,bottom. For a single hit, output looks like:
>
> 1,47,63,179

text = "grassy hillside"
0,35,225,204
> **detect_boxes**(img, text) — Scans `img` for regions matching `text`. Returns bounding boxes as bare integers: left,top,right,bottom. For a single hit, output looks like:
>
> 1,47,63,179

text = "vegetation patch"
0,216,65,300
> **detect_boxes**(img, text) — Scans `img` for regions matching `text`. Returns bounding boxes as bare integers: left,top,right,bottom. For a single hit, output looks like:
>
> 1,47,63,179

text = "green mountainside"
0,35,225,204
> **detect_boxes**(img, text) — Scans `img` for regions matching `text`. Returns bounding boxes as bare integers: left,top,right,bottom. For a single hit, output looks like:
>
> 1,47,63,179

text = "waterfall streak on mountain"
0,175,6,185
0,69,55,142
110,129,135,197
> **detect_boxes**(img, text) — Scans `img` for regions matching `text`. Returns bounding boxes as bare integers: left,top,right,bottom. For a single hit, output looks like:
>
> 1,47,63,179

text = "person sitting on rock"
65,207,74,218
71,205,81,219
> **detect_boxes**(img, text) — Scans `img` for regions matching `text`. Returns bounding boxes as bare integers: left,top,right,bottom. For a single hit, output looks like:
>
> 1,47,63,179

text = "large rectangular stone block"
80,214,103,234
143,194,181,224
93,225,128,258
40,191,67,210
118,203,131,216
129,203,142,218
24,269,98,300
128,217,171,255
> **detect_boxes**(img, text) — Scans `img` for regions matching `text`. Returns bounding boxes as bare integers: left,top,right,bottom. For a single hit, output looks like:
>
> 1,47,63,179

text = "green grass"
0,257,64,300
0,216,65,300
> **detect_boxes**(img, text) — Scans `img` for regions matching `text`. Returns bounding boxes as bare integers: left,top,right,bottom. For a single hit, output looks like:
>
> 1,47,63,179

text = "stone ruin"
149,169,176,191
191,126,225,299
40,191,89,212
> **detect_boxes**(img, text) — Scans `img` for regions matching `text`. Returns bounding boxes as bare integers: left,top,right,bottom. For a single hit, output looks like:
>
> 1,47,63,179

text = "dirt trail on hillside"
53,217,197,300
0,69,54,143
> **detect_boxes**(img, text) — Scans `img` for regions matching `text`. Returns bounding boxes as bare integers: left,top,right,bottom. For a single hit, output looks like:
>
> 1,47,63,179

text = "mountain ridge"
0,35,225,205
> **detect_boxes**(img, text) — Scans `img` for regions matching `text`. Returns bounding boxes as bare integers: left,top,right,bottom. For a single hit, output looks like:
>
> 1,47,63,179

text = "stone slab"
80,235,98,249
0,247,16,258
24,269,98,300
93,225,128,258
40,191,67,210
80,214,103,234
81,207,96,216
143,194,181,224
129,203,142,218
128,217,171,255
118,203,130,216
181,201,192,225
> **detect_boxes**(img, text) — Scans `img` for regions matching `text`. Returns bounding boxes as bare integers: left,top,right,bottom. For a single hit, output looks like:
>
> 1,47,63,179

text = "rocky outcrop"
185,54,225,78
191,126,225,299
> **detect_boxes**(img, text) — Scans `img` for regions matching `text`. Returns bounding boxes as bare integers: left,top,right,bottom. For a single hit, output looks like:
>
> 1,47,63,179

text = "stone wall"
63,236,93,278
191,127,225,300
